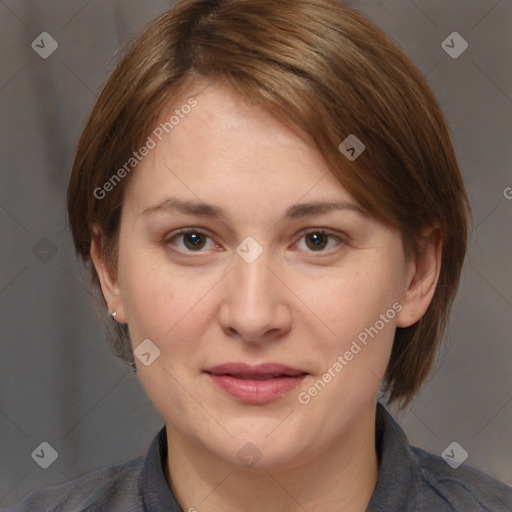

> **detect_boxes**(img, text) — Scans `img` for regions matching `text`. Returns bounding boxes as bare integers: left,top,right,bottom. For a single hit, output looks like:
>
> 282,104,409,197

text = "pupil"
307,233,327,250
185,233,205,250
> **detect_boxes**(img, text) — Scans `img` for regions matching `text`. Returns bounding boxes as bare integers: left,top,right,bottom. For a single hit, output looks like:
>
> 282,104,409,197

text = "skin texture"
91,81,441,512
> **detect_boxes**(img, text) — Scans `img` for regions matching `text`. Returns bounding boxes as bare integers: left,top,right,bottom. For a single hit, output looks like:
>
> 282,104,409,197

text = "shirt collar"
139,403,418,511
139,423,182,512
366,402,420,511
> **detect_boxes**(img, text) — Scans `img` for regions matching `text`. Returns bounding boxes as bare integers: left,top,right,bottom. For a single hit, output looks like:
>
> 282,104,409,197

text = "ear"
396,224,442,328
90,229,127,323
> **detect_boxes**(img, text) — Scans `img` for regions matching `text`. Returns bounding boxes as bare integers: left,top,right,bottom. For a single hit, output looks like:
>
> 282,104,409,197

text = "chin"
218,429,311,472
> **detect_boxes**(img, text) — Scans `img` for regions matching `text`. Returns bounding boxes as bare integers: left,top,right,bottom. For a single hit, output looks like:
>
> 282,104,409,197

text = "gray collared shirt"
6,404,512,511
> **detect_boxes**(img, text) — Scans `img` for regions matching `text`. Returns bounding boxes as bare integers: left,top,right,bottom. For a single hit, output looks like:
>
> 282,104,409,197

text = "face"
93,81,434,471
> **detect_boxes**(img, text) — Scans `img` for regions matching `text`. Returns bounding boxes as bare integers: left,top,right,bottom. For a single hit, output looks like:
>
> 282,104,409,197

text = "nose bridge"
219,246,290,341
232,248,274,309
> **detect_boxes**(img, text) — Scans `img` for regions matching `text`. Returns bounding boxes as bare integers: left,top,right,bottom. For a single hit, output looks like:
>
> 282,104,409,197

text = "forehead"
124,81,357,211
157,82,319,164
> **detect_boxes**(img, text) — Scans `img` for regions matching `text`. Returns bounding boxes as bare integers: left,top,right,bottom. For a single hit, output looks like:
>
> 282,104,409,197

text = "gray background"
0,0,511,507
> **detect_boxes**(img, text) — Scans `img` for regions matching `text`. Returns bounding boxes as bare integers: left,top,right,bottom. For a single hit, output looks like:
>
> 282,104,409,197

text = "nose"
217,249,292,344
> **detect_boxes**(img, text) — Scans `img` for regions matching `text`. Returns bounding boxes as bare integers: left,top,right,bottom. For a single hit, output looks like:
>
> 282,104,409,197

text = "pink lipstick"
204,362,308,404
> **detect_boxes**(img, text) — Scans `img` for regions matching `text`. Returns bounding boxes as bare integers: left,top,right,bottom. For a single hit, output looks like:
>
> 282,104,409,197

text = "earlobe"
396,225,442,328
90,231,126,323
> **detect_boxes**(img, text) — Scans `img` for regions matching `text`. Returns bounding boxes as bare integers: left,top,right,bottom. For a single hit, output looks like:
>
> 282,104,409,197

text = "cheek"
295,268,401,414
117,247,218,352
298,264,403,345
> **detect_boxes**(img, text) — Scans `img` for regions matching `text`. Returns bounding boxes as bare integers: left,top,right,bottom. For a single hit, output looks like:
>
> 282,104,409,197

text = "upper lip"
204,362,307,378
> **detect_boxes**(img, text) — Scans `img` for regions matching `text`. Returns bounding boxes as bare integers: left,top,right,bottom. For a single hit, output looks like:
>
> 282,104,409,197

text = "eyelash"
164,228,346,255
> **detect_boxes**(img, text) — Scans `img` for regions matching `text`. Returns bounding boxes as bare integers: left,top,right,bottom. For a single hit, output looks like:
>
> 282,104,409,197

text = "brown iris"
305,232,329,251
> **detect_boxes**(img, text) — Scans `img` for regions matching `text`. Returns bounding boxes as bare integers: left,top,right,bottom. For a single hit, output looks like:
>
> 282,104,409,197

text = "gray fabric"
5,404,512,512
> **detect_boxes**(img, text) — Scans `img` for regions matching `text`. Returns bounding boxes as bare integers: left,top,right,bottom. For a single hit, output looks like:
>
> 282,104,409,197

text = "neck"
166,402,379,512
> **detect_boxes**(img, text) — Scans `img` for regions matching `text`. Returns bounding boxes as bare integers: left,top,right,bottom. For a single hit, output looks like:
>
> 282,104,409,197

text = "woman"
8,0,512,510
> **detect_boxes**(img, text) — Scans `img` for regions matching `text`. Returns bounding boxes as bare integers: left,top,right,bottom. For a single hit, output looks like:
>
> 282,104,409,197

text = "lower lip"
206,373,307,403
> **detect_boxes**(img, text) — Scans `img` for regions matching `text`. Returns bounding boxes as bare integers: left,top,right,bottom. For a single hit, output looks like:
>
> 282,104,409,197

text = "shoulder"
410,444,512,511
373,404,512,511
4,456,145,512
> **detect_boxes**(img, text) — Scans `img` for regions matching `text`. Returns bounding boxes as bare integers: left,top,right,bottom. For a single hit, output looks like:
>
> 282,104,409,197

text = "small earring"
109,311,117,320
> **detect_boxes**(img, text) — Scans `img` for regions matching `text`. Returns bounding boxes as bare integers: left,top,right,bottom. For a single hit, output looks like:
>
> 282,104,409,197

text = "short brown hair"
67,0,471,407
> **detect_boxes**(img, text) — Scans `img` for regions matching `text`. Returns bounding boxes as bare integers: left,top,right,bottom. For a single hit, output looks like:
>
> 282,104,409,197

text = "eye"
295,229,344,252
166,229,218,252
165,228,344,254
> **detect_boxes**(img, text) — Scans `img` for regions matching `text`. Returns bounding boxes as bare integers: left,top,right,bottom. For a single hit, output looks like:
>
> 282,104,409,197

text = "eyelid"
166,227,211,239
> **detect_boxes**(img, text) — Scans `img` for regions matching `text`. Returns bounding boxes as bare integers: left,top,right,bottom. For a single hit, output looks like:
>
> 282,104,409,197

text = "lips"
204,362,306,379
204,363,308,403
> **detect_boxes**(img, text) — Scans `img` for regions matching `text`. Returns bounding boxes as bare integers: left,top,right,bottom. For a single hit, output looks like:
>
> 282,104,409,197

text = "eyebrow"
141,197,367,220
